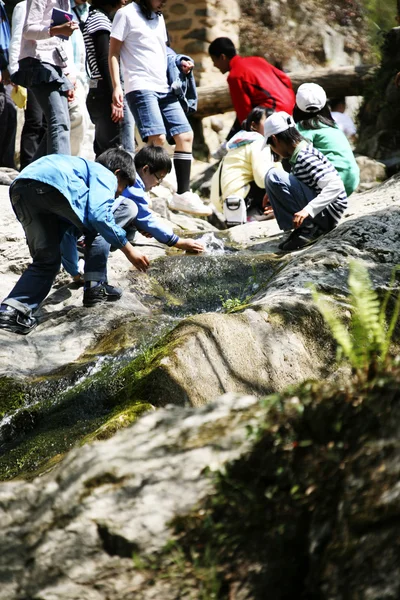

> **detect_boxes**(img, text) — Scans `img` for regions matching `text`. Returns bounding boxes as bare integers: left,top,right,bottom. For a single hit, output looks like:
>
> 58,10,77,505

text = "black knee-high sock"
173,151,192,194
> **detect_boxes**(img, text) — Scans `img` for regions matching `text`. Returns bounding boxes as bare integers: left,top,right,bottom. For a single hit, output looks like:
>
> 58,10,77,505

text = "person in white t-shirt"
329,97,357,142
109,0,212,217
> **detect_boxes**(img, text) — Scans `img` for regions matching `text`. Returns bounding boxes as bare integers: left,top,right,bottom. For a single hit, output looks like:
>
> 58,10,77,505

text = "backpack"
0,0,10,71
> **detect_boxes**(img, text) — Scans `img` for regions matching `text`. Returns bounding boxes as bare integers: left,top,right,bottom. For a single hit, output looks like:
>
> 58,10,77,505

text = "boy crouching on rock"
263,112,347,252
121,146,204,254
0,149,149,335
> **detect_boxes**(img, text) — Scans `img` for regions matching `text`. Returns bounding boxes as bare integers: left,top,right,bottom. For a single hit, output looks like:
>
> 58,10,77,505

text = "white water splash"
197,232,225,255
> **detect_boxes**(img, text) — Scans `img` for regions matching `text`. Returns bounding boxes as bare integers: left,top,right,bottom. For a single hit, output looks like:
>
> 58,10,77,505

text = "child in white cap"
294,83,359,196
264,111,347,251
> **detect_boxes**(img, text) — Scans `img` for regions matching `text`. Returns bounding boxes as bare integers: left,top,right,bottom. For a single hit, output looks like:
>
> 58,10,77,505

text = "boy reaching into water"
0,148,149,335
121,146,204,253
263,111,347,252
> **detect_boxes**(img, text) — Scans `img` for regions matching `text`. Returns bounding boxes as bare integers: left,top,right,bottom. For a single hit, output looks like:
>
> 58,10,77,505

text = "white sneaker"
168,191,213,217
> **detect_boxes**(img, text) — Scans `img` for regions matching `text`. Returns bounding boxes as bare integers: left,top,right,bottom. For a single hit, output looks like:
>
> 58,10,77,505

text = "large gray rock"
1,379,400,600
0,393,261,600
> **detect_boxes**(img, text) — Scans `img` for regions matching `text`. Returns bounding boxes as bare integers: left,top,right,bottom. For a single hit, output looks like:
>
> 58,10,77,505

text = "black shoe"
83,283,123,307
0,307,37,335
279,223,325,252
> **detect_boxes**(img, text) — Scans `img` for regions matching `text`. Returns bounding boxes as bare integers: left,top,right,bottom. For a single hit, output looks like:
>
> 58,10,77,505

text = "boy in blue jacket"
121,146,204,254
0,148,149,335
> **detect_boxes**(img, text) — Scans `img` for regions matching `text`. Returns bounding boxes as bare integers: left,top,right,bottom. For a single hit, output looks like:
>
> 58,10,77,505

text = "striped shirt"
290,141,348,223
82,8,111,80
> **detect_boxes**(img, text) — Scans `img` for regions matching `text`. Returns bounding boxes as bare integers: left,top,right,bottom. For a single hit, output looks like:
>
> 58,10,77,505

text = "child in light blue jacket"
121,146,204,253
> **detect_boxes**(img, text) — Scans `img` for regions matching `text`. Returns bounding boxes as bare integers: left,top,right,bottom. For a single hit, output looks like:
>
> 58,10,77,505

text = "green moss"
80,400,154,443
0,328,187,481
0,376,27,419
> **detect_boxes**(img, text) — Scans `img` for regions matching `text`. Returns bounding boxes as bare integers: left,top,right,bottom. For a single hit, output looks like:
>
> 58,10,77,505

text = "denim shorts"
126,89,191,142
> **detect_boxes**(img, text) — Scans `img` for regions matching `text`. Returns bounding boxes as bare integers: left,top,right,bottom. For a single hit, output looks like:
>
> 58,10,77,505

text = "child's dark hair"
293,103,336,130
96,148,136,186
90,0,121,9
137,0,162,19
267,127,305,147
134,145,172,174
208,37,236,59
243,106,273,131
329,97,346,111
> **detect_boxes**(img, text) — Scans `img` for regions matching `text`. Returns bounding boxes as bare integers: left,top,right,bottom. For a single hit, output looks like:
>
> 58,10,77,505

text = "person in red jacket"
208,37,295,143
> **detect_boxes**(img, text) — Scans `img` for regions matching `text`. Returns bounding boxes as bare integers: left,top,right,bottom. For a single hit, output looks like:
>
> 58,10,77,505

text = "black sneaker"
279,223,324,252
83,283,123,307
0,307,37,335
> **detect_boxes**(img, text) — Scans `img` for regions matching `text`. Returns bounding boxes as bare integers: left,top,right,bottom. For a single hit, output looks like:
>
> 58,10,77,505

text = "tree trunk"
196,65,376,119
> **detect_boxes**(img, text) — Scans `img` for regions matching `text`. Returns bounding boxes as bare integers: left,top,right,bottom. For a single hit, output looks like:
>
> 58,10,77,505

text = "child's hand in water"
174,238,204,253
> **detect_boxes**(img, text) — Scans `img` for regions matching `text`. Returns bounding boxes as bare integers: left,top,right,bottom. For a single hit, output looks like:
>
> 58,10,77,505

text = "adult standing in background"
11,0,79,158
208,37,295,141
0,0,17,169
9,0,46,169
109,0,212,217
83,0,135,158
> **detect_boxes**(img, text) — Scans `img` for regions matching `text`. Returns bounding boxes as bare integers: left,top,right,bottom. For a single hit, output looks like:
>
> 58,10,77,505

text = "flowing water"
0,242,280,478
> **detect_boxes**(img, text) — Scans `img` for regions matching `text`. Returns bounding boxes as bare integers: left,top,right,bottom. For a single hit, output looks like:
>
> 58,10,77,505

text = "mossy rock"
0,376,26,420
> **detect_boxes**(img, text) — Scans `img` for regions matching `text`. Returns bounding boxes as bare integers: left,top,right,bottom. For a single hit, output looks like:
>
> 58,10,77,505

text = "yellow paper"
11,85,28,110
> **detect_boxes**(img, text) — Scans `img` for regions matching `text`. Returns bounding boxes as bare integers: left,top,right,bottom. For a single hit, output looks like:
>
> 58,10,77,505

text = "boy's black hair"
329,97,346,111
243,105,273,131
293,103,336,130
90,0,121,9
96,148,136,186
267,127,306,147
134,145,172,174
136,0,162,19
208,37,237,59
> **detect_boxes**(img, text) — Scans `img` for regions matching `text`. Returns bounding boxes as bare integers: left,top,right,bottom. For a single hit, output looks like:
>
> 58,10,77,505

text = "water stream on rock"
0,240,280,479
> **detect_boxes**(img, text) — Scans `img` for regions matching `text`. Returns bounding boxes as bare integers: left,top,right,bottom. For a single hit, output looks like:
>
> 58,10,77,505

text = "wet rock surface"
1,374,400,600
0,173,400,480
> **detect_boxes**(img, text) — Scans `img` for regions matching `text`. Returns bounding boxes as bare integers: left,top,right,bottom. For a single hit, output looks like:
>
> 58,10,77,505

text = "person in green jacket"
293,83,359,196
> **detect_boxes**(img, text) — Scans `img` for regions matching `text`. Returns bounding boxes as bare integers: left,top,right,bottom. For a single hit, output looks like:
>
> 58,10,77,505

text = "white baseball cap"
296,83,327,113
263,111,295,142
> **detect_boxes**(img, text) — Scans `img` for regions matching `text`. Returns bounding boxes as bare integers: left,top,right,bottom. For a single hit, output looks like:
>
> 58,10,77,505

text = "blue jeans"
87,82,135,157
265,167,317,231
2,180,83,315
84,199,138,283
31,81,71,159
60,228,80,277
121,96,136,154
2,184,138,315
126,89,190,141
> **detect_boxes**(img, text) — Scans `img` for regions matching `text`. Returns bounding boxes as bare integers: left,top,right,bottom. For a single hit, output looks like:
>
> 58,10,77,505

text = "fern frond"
311,289,357,365
311,260,400,376
381,267,400,361
348,260,385,360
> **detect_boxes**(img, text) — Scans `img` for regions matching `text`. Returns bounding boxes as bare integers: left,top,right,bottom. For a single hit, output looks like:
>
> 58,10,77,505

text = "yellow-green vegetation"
0,376,26,420
311,261,400,379
0,332,182,481
363,0,398,56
